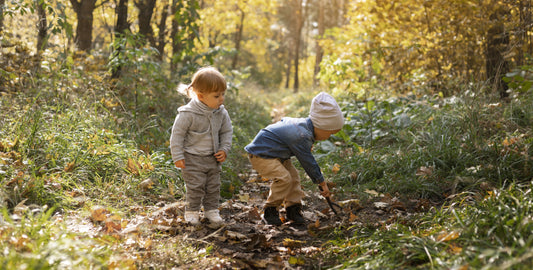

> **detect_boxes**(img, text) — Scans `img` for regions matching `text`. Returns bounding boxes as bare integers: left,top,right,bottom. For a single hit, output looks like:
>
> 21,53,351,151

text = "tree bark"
170,0,180,73
136,0,157,46
292,0,305,92
111,0,129,78
0,0,6,34
313,0,325,87
285,48,292,89
155,3,169,60
231,6,245,69
486,8,510,98
69,0,97,52
36,0,47,52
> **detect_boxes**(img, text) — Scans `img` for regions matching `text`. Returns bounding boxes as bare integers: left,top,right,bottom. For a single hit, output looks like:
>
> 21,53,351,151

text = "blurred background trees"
1,0,532,98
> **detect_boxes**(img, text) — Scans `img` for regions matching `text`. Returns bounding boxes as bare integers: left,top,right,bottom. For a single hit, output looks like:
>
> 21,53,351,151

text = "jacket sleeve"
291,140,325,184
169,111,191,162
218,109,233,154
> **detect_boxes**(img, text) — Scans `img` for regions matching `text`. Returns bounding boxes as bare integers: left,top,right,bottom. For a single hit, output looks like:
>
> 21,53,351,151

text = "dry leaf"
139,178,154,191
331,163,340,174
365,189,379,197
282,238,304,248
64,161,76,172
448,243,463,254
288,256,305,265
238,193,250,202
126,158,140,175
248,207,262,220
437,231,460,242
105,216,122,233
416,166,433,176
225,230,247,240
349,212,357,222
91,207,110,222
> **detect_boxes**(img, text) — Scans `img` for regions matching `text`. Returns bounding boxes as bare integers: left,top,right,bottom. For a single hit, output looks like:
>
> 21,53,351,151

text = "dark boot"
263,206,283,225
286,204,305,224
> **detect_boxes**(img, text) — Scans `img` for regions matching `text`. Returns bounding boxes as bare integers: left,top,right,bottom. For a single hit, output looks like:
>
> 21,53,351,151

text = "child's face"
314,128,341,141
198,90,226,109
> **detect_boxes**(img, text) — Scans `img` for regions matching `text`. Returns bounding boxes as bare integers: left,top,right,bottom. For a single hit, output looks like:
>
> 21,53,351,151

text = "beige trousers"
248,154,305,208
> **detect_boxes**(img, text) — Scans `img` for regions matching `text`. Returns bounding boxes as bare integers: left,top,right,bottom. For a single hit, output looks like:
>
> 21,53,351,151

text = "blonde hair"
177,67,227,98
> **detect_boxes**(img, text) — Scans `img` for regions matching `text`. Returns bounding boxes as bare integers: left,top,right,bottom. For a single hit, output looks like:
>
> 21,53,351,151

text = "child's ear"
196,92,204,99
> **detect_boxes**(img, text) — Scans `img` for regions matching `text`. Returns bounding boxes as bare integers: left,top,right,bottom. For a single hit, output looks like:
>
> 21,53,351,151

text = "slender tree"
69,0,98,52
155,3,169,60
0,0,5,34
170,0,199,73
291,0,306,92
231,4,245,69
111,0,129,78
313,0,324,87
486,7,510,98
36,0,47,52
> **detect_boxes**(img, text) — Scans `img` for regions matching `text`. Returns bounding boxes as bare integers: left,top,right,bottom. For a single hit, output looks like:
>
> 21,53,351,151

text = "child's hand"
214,150,227,162
318,181,331,198
174,159,185,169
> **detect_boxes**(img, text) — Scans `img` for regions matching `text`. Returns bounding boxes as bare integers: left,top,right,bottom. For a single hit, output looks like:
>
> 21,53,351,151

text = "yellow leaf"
437,231,460,242
127,158,140,175
448,243,463,254
288,256,305,265
64,161,75,172
283,238,304,248
332,163,340,174
238,193,250,202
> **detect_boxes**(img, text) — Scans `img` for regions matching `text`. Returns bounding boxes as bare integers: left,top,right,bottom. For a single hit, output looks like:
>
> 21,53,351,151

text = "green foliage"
0,206,126,270
328,183,533,269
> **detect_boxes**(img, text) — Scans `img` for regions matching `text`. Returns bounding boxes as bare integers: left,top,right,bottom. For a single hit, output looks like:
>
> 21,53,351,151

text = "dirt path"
133,169,424,269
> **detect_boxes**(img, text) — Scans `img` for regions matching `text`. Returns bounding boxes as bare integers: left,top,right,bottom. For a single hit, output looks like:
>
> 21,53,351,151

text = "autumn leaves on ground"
2,85,533,269
76,166,424,269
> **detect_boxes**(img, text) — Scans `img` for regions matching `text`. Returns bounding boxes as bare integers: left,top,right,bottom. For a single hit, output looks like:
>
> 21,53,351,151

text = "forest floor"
103,168,432,269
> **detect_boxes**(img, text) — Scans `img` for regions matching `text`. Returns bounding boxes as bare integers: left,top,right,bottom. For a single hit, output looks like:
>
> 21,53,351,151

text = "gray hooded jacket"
170,98,232,162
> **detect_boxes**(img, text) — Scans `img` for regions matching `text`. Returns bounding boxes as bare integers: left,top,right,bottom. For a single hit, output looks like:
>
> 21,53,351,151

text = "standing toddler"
170,67,233,225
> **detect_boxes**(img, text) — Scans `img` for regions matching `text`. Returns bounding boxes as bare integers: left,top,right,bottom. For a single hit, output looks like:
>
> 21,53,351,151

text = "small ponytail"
176,83,194,98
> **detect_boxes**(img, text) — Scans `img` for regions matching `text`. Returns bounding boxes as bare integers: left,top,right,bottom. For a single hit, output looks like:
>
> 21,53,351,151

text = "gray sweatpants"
182,152,222,212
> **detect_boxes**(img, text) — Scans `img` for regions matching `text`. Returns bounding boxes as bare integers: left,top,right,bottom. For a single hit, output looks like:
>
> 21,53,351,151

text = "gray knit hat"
309,92,344,131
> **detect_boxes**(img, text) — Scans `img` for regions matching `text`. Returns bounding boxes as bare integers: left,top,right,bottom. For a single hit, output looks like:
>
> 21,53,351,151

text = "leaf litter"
57,169,429,269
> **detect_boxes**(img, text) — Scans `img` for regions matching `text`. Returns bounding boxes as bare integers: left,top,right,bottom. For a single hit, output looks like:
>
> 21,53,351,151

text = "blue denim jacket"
244,117,324,184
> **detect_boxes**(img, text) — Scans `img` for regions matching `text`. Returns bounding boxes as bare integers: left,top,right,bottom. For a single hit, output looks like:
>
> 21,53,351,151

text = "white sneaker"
204,209,224,224
184,211,200,225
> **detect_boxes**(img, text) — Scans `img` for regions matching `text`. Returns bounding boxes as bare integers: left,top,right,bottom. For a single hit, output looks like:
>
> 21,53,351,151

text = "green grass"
2,47,533,268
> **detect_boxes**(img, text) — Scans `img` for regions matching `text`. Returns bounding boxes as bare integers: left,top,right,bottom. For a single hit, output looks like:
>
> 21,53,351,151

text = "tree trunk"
285,48,291,89
170,0,180,73
0,0,5,33
36,0,47,52
136,0,157,46
111,0,129,79
313,0,325,87
155,3,169,61
231,6,245,69
292,0,305,92
486,8,510,99
69,0,97,52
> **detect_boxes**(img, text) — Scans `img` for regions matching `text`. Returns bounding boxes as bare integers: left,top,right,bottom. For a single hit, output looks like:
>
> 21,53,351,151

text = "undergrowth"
1,46,533,268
